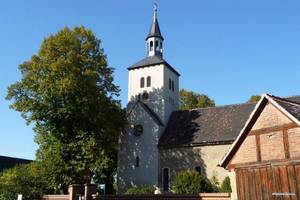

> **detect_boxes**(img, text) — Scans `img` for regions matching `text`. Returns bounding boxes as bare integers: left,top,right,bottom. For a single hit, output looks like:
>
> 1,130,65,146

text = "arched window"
147,76,151,87
169,79,172,90
140,77,145,88
135,157,140,168
163,168,170,191
172,80,175,92
155,41,159,51
150,41,153,51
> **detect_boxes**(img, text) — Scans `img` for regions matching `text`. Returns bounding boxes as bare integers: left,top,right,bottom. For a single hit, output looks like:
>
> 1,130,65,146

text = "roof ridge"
0,155,32,161
182,94,300,112
268,94,300,106
186,102,255,112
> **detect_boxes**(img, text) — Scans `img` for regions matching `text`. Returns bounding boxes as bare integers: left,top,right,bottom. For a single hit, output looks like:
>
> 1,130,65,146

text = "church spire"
146,3,164,57
146,3,164,40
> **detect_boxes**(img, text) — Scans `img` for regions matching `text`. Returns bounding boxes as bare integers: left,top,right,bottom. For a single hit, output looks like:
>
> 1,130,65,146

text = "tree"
6,26,125,193
248,95,261,103
220,176,232,193
179,89,215,110
0,163,49,200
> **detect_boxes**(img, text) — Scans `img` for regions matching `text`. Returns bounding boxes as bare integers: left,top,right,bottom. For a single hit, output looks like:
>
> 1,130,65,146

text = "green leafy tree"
179,89,215,110
6,26,125,193
220,176,232,193
0,163,49,200
125,185,155,194
248,95,261,103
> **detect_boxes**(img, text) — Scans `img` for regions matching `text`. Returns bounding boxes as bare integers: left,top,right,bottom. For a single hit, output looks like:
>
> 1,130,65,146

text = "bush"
200,177,219,192
125,185,155,194
172,170,201,194
172,170,223,194
220,176,232,192
0,163,49,200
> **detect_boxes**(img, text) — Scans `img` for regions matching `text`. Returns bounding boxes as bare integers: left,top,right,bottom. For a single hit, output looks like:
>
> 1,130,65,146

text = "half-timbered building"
220,94,300,200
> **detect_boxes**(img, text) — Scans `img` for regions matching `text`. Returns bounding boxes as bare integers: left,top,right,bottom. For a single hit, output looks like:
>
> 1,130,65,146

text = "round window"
142,92,149,100
133,124,143,136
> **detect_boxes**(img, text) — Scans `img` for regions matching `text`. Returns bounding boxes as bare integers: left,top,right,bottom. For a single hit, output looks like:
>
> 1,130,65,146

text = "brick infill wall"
42,195,69,200
42,184,231,200
94,193,230,200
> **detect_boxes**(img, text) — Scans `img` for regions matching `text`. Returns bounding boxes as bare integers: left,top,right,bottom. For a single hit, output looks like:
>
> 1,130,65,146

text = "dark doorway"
163,168,169,191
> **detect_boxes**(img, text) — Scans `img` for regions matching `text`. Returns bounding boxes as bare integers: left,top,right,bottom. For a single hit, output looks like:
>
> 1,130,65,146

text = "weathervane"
154,3,158,17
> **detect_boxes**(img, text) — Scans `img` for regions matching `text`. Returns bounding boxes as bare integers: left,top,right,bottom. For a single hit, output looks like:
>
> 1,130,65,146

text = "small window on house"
169,79,172,90
140,77,145,88
195,166,202,175
172,80,175,92
135,157,140,168
150,41,153,51
147,76,151,87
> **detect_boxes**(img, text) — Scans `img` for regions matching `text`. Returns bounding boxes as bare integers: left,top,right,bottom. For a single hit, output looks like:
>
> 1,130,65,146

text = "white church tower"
117,5,180,193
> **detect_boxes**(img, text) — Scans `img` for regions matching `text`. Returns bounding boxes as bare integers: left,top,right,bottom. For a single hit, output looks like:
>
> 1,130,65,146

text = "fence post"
84,183,98,200
68,184,82,200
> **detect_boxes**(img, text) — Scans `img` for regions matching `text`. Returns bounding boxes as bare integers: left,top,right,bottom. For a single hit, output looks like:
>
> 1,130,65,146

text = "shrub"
125,185,155,194
220,176,232,192
0,163,48,200
172,170,201,194
200,177,220,192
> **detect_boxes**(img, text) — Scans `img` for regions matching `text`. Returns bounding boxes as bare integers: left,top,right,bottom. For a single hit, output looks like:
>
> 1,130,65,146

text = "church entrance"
162,168,169,191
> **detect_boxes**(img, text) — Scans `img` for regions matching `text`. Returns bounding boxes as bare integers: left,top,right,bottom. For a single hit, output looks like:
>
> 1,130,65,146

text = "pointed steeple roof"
146,4,164,40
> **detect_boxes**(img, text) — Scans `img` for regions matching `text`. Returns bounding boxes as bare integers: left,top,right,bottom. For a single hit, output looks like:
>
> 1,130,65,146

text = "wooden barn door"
236,163,300,200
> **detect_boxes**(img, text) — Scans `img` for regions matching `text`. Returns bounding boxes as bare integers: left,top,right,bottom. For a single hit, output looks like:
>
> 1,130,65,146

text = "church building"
116,6,300,198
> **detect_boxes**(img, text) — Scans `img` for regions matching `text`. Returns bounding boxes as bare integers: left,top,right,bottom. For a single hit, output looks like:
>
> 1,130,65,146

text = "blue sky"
1,0,300,159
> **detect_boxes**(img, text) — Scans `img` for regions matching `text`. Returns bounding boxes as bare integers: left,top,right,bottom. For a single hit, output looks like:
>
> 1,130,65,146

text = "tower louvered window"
147,76,151,87
140,77,145,88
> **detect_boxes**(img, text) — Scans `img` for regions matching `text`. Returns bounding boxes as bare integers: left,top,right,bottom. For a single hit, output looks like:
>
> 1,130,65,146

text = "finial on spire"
153,3,158,19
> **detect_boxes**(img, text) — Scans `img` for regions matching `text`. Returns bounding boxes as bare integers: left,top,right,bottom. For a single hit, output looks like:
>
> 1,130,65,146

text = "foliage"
220,176,232,193
0,163,49,200
172,170,223,194
248,95,261,103
179,89,215,110
6,26,126,193
125,185,155,195
172,170,201,194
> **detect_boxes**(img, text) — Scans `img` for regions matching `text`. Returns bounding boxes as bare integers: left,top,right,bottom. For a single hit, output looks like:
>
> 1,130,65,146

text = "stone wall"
159,144,236,199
